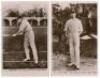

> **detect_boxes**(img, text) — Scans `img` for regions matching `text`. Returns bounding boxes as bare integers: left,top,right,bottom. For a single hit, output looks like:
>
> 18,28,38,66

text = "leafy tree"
7,9,20,17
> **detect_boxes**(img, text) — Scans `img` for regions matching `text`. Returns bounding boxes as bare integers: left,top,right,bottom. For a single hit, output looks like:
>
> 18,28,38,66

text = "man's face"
18,18,23,23
17,18,23,26
71,13,76,18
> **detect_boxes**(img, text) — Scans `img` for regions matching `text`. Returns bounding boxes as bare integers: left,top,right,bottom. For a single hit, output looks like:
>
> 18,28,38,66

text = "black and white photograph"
2,1,48,76
52,2,97,76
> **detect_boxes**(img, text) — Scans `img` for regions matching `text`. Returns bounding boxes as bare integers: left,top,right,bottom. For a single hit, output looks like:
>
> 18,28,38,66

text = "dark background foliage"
53,3,97,57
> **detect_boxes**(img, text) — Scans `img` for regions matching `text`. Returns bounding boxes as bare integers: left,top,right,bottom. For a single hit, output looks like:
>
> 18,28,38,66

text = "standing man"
12,16,38,64
64,12,83,70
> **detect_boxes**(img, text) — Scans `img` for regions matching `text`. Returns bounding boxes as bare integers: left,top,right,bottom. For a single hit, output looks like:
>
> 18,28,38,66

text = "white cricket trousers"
24,30,38,63
69,32,80,68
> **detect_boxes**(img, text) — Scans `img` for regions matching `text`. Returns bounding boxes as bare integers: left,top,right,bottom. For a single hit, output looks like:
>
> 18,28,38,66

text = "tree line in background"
6,8,47,17
53,3,97,42
53,3,97,57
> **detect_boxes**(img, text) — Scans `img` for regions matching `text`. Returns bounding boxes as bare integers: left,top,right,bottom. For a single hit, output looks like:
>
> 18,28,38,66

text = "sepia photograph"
2,1,48,76
52,2,97,76
1,0,98,77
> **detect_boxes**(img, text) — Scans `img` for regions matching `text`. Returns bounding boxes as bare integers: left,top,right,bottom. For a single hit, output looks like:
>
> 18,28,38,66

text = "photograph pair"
2,1,97,76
